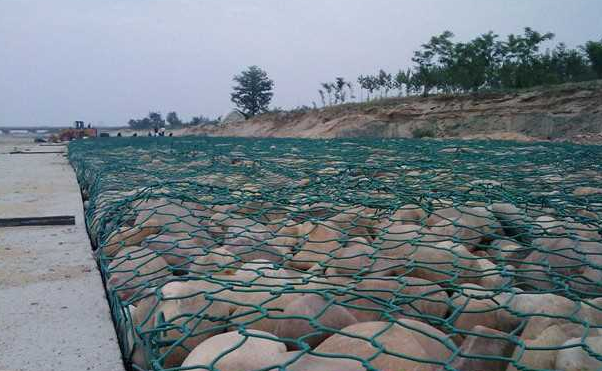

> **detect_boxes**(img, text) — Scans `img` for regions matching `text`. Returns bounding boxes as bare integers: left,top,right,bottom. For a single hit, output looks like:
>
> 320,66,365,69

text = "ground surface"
186,80,602,143
0,137,124,371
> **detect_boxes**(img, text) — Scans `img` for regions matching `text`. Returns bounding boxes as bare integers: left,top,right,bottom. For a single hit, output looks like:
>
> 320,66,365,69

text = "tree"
321,83,333,105
333,78,348,104
585,40,602,78
358,75,378,101
412,32,454,96
127,112,164,130
318,78,355,105
318,89,326,107
148,112,165,128
498,28,555,89
394,70,412,96
230,66,274,116
377,70,393,97
189,115,218,126
445,32,502,92
166,111,182,127
346,81,355,101
352,28,598,104
357,75,368,101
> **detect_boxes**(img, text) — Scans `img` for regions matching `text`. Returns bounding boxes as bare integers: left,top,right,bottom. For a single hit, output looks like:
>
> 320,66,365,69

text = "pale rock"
315,320,453,371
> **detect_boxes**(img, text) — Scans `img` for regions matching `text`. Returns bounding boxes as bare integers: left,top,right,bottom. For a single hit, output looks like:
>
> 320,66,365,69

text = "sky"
0,0,601,127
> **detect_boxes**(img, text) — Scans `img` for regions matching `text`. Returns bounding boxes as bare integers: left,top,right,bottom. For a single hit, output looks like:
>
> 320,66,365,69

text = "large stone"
497,293,585,338
274,294,358,349
272,352,365,371
207,212,261,238
181,329,286,371
373,223,422,258
488,203,531,240
487,239,528,266
327,206,379,240
223,239,286,264
106,249,169,301
555,336,602,371
315,320,453,371
389,204,428,225
228,291,304,334
103,226,158,256
151,280,231,368
289,222,345,270
573,186,602,196
449,285,510,333
532,215,566,236
220,109,246,124
182,333,365,371
507,325,570,371
190,247,238,276
385,240,483,285
142,231,214,268
426,206,501,246
519,238,602,293
329,237,376,275
443,325,515,371
134,201,201,234
264,220,307,252
343,277,448,323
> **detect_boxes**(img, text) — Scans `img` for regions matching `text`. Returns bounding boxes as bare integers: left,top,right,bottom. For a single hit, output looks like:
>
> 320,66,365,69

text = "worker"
159,127,166,137
168,132,173,137
153,127,159,136
117,132,122,137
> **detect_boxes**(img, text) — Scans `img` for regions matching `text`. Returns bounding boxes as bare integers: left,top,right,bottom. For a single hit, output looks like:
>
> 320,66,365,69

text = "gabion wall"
69,137,602,371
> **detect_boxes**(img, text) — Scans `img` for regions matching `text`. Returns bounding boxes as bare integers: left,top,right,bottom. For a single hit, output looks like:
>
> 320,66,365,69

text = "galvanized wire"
69,136,602,371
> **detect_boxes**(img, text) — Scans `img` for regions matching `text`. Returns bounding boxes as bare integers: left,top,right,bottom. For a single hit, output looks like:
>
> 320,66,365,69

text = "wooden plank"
0,216,75,227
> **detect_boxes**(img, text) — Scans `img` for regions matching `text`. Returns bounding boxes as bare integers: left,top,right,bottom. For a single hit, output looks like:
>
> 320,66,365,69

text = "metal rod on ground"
8,151,65,155
0,216,76,227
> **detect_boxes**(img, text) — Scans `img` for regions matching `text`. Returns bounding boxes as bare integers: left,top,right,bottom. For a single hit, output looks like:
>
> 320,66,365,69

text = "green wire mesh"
68,136,602,371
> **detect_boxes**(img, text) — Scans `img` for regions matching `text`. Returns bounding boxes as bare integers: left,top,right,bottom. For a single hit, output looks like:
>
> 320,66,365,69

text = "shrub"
411,126,436,138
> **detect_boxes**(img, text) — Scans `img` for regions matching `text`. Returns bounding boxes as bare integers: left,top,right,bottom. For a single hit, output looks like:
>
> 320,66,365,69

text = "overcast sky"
1,0,601,127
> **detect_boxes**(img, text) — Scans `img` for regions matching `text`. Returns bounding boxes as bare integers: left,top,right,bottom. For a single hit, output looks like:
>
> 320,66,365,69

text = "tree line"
128,27,602,127
127,111,219,130
127,66,274,128
320,28,602,104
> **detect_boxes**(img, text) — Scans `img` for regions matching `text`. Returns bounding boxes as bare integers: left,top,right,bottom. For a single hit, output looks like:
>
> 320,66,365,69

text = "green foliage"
231,66,274,117
409,28,600,95
189,115,219,126
585,39,602,78
393,69,412,96
411,125,436,138
166,111,182,128
128,111,165,130
318,78,354,105
348,28,601,103
129,112,218,129
318,89,326,107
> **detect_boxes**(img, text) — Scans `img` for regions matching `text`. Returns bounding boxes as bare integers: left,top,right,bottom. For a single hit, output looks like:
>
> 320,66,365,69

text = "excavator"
50,121,98,142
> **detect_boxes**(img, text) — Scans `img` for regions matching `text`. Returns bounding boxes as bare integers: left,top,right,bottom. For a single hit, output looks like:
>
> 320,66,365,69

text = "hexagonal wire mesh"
68,136,602,371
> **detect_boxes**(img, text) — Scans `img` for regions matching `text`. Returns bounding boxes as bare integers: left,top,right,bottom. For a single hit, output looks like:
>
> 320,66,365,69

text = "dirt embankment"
187,80,602,143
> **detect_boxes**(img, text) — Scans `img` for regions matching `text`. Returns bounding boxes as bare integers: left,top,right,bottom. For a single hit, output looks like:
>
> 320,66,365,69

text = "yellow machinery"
50,121,98,142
